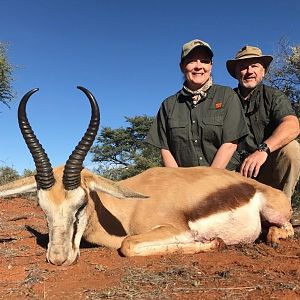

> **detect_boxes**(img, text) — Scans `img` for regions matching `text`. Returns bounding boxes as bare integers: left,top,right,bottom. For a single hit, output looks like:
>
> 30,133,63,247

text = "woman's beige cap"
181,39,213,62
226,45,273,78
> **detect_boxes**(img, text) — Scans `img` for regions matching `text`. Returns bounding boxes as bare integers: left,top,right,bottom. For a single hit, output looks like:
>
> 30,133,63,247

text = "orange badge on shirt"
215,102,222,109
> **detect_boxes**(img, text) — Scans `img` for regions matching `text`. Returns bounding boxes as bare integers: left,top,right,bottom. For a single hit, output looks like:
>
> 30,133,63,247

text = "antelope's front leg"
119,225,225,257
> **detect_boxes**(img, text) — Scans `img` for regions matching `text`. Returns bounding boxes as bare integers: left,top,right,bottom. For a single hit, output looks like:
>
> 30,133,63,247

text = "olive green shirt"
235,84,297,154
146,84,248,170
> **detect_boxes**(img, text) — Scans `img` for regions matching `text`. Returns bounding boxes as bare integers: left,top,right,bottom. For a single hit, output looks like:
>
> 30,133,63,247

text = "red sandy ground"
0,197,299,300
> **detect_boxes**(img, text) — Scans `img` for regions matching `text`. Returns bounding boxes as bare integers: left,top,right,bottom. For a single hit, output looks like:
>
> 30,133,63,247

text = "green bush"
0,166,19,185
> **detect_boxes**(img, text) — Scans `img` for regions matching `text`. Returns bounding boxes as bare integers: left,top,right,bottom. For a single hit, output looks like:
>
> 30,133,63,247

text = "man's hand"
240,150,268,178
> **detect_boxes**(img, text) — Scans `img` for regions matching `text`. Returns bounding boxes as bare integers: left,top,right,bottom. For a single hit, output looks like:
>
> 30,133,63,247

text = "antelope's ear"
84,172,148,199
0,176,37,198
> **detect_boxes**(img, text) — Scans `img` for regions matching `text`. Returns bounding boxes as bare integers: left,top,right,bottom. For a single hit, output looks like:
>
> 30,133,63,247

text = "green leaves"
265,39,300,113
91,115,161,180
0,166,19,185
0,43,15,108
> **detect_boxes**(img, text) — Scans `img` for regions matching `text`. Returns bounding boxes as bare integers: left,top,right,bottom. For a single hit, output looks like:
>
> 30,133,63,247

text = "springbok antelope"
0,87,294,266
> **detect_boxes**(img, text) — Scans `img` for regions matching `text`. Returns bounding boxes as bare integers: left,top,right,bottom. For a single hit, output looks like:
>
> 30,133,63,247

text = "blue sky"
0,0,299,173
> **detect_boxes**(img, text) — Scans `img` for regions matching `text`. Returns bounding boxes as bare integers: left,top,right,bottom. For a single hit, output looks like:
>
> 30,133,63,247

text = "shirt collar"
237,84,263,116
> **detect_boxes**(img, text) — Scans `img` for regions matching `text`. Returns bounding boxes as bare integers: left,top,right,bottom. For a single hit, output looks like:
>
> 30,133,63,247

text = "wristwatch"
257,143,270,155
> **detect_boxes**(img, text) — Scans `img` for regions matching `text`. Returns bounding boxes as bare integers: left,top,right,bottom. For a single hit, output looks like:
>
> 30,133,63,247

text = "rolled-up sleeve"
146,103,170,150
270,90,296,124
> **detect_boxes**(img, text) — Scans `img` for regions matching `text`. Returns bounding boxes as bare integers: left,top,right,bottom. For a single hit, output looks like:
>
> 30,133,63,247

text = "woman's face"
180,47,212,90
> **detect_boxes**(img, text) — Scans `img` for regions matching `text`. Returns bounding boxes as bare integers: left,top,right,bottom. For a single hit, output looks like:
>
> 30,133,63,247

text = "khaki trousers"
256,140,300,202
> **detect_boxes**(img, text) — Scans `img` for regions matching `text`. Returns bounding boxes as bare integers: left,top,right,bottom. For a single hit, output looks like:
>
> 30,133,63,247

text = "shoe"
291,210,300,226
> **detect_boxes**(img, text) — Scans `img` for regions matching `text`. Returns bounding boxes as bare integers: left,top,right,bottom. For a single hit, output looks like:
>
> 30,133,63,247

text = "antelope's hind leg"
267,222,294,246
259,190,294,245
119,225,225,257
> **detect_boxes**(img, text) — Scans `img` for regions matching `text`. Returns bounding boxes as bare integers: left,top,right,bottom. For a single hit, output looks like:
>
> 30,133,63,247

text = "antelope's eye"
77,202,87,213
75,202,87,218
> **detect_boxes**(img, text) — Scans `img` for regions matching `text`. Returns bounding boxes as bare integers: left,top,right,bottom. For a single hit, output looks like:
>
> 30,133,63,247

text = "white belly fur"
188,192,263,245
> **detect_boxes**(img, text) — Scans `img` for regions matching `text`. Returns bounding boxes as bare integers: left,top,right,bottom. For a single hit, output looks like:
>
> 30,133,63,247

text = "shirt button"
199,157,203,160
192,120,196,124
194,139,198,143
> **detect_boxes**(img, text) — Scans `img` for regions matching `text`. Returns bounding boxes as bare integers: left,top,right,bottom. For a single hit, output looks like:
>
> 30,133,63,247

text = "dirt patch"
0,197,299,299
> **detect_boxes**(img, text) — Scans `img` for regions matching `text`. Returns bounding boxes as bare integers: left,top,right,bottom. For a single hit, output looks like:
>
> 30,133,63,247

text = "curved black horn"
18,89,55,190
62,86,100,190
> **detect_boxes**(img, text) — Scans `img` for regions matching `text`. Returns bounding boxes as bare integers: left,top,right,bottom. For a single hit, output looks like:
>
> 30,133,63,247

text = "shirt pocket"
202,115,224,126
202,114,224,146
168,119,189,144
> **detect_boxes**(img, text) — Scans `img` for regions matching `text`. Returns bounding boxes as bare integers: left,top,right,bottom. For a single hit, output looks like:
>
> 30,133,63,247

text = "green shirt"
235,84,297,154
146,84,248,170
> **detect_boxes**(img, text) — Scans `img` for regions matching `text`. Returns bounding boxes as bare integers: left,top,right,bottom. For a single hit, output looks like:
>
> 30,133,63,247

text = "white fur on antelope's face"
38,187,88,265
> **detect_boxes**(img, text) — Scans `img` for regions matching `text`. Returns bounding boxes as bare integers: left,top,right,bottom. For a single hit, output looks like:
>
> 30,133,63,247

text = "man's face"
180,47,212,90
235,58,265,89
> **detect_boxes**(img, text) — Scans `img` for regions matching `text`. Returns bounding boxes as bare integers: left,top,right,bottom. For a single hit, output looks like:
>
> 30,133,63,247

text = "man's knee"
258,140,300,198
276,140,300,199
279,140,300,166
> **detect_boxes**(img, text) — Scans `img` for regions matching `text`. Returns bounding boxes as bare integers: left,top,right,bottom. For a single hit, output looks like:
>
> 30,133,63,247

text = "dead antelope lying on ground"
0,87,294,266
